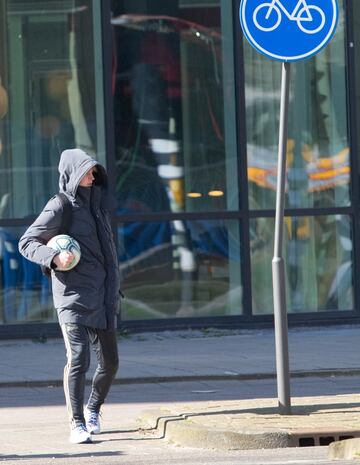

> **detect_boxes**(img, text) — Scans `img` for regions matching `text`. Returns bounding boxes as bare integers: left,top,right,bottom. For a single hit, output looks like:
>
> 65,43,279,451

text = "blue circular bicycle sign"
239,0,339,61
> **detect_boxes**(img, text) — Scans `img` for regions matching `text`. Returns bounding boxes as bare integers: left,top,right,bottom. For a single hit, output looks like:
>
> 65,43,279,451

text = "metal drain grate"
296,432,359,447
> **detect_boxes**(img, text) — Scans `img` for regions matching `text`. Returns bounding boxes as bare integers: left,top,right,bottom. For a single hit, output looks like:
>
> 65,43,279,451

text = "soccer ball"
47,234,81,271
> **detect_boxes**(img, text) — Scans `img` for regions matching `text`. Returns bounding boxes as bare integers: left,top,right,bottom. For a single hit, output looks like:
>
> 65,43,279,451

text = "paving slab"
2,325,360,457
1,326,360,387
138,394,360,450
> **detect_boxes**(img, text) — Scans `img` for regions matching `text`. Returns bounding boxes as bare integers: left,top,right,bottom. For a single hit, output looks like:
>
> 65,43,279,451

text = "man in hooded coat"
19,148,121,444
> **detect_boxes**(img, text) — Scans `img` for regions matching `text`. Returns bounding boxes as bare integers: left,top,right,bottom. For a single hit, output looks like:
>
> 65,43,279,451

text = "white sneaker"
85,407,101,435
69,424,92,444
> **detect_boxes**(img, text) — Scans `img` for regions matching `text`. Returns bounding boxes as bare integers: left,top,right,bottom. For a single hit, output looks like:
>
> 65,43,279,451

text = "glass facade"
0,226,53,324
250,215,353,314
112,0,239,214
245,0,349,210
0,0,106,219
118,219,242,319
0,0,359,334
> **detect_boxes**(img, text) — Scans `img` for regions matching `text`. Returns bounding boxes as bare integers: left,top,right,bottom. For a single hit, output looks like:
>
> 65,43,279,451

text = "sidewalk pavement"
2,324,360,459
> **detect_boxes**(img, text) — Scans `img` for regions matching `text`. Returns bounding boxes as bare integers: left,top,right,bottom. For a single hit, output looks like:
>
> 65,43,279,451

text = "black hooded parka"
19,149,120,329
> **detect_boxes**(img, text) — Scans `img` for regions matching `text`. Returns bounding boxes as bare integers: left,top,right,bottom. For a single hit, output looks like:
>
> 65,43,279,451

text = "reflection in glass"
112,0,238,214
118,219,242,319
352,1,360,194
0,226,54,324
250,215,353,314
245,0,349,210
0,0,106,218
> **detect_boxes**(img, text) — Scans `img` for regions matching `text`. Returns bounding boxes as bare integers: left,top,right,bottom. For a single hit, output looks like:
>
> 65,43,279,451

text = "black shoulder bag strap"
57,192,72,234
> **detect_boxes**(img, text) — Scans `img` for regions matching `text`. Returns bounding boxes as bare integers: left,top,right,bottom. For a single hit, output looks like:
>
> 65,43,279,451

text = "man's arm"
18,196,64,268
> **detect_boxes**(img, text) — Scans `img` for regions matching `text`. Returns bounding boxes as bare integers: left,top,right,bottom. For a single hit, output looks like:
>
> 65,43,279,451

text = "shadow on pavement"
0,452,123,460
1,377,360,408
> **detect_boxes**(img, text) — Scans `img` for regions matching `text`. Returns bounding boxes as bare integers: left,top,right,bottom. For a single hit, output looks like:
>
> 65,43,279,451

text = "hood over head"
58,148,107,197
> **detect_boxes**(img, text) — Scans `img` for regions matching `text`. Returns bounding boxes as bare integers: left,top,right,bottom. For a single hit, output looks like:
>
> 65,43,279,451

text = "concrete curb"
1,367,360,389
165,421,293,450
137,397,360,451
328,438,360,460
138,408,294,450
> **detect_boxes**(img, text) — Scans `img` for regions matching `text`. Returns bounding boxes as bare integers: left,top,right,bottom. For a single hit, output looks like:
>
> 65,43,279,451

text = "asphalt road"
1,377,359,465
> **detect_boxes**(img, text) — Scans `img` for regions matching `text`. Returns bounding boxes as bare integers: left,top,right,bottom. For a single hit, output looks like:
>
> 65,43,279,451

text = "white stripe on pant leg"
61,324,75,428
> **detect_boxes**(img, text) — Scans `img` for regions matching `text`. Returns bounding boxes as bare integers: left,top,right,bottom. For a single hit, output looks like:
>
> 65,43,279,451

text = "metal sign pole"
240,0,338,417
272,61,291,415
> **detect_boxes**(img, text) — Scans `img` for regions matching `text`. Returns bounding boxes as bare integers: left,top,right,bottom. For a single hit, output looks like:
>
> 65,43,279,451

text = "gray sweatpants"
61,323,119,428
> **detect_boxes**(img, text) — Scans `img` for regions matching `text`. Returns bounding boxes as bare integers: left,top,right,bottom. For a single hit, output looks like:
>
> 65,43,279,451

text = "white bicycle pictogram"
253,0,325,34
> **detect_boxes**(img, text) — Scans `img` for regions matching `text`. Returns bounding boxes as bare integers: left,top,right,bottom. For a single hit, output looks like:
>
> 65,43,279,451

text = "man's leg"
86,328,119,414
61,324,90,431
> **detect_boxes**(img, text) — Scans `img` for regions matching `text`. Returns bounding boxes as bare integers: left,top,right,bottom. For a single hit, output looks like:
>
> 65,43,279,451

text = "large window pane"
0,0,106,218
112,0,238,214
250,215,353,314
353,0,360,190
118,219,242,319
0,226,54,324
245,0,349,210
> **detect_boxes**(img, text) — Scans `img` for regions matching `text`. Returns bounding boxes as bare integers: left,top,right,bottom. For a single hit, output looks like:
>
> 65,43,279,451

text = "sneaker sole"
70,438,92,444
70,435,92,444
88,428,101,435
